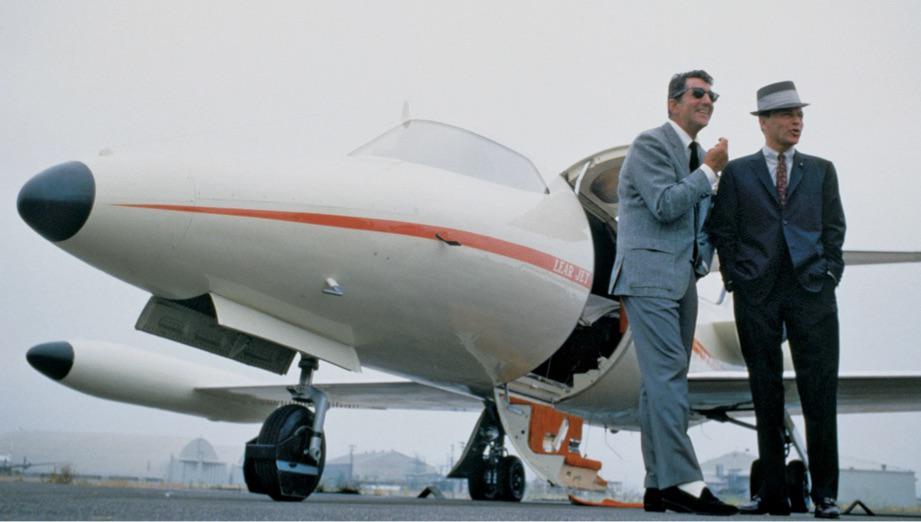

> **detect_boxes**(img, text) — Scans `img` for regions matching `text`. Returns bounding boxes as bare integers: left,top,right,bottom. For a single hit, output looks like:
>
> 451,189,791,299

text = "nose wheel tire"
245,404,326,502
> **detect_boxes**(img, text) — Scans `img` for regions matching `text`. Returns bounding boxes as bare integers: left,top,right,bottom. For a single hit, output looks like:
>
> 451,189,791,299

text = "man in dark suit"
600,70,736,516
706,81,846,519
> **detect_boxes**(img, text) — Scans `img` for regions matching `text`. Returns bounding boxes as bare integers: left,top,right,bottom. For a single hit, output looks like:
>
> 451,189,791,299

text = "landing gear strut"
243,356,329,501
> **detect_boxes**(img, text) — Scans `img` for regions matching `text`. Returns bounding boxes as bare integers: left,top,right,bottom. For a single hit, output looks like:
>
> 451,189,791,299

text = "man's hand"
704,138,729,172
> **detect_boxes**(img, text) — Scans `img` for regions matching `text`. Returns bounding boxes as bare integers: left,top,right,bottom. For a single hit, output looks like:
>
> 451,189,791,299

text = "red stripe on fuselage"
115,204,593,289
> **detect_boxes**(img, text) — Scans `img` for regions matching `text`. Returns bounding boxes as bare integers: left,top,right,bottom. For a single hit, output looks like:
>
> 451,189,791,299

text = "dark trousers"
733,257,840,503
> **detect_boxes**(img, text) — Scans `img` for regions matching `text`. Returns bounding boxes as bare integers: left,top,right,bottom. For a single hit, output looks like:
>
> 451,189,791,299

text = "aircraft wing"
196,381,484,412
710,250,921,273
689,371,921,415
843,250,921,265
200,371,921,415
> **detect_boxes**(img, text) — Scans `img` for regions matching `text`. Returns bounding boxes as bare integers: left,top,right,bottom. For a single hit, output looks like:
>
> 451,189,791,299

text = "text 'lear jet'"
17,119,921,507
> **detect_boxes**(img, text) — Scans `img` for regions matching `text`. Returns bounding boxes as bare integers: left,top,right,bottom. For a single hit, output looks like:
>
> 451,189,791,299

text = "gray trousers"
623,273,703,489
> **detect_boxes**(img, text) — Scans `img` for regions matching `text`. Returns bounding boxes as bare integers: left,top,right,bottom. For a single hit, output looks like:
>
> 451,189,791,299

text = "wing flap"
197,381,484,412
689,371,921,414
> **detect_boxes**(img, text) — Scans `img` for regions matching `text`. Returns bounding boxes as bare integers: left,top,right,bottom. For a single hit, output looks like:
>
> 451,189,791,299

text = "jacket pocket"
631,241,674,254
626,247,674,289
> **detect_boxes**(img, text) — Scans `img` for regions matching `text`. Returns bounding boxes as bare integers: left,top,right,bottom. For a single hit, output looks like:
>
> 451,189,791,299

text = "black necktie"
689,142,700,266
689,142,700,172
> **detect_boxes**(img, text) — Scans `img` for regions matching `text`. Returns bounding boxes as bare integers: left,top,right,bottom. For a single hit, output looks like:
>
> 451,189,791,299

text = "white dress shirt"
668,120,719,192
761,145,796,184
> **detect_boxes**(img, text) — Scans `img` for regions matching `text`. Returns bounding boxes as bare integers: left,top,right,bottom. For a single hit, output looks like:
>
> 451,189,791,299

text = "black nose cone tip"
27,342,74,381
17,161,96,242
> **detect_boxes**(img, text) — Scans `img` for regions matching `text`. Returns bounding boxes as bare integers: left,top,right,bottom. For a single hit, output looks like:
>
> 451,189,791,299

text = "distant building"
2,431,453,493
166,438,234,486
701,450,919,510
700,450,755,498
0,431,241,485
322,450,441,490
840,466,917,510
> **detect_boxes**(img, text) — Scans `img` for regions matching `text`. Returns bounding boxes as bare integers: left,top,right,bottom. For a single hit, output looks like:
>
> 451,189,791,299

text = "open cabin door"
525,145,631,391
561,145,628,295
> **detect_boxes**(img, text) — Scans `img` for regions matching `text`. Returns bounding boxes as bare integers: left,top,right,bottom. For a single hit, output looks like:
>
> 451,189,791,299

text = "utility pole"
348,444,355,483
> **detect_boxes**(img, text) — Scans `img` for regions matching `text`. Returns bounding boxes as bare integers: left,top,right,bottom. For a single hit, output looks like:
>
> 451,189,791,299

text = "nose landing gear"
243,356,329,501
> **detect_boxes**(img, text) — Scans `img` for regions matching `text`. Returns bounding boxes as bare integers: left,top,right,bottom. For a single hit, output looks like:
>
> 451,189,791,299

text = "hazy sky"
2,0,920,494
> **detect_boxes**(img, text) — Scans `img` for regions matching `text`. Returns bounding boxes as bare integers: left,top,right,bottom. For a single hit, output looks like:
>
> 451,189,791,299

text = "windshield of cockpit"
349,120,547,193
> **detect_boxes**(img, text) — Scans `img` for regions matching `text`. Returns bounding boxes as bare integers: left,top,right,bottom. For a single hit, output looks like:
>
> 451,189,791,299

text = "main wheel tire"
786,460,810,513
254,404,325,502
498,456,525,502
242,439,265,495
468,461,501,501
749,459,763,500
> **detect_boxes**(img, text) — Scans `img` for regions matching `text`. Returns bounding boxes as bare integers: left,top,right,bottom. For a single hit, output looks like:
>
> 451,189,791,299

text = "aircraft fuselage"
20,122,595,398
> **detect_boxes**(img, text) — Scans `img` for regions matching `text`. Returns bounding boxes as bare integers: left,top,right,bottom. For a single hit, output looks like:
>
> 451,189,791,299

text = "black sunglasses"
674,87,719,102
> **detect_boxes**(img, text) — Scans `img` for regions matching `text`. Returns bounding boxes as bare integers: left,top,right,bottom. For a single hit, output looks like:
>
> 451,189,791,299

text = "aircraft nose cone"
17,161,95,242
26,342,74,381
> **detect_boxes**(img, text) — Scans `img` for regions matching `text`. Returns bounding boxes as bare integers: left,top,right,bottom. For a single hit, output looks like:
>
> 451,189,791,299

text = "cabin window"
350,119,547,193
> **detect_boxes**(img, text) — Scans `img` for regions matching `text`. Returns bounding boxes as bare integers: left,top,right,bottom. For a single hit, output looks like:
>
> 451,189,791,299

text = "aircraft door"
562,146,627,295
527,146,630,387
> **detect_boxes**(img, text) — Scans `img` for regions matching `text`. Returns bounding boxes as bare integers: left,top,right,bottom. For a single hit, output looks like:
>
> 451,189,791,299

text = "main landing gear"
243,356,329,501
449,404,526,502
705,407,811,513
469,454,526,502
747,411,811,513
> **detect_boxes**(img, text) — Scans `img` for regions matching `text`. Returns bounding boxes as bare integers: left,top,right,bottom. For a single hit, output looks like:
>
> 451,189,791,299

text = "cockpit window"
350,119,547,193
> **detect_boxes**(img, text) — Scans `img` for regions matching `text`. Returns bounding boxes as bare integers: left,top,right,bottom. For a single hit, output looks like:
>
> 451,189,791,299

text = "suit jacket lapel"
661,123,689,179
786,151,806,199
753,151,781,206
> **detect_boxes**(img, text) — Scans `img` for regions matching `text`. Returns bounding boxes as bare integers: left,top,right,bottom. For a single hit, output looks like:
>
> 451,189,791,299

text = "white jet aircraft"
17,119,921,507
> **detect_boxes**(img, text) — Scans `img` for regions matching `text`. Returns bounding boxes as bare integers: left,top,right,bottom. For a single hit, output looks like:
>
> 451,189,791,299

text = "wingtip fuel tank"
27,339,274,423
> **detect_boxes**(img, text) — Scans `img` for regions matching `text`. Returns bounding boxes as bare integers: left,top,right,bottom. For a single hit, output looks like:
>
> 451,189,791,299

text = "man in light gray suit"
601,70,736,515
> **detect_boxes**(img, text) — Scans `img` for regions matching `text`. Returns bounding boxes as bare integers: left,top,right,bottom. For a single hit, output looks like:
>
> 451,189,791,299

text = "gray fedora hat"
751,80,809,115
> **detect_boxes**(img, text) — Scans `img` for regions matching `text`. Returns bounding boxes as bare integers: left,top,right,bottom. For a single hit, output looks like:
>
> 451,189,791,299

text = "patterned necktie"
776,153,788,206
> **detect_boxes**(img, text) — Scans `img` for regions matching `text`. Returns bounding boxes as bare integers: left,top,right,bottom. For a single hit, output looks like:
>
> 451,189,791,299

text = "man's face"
760,108,804,152
668,77,715,138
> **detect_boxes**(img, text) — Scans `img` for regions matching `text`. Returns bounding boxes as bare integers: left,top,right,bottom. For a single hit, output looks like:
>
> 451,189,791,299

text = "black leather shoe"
644,488,665,512
739,495,791,516
814,498,840,519
661,486,739,516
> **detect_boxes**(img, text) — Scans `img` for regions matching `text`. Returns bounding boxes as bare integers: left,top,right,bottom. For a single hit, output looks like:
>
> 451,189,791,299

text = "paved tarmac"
0,481,910,521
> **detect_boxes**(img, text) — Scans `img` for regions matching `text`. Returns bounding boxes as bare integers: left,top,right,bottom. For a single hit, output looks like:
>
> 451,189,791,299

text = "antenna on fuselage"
401,100,411,124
